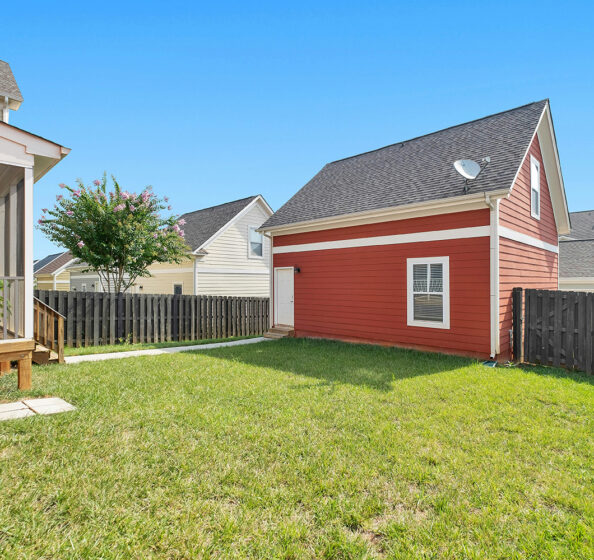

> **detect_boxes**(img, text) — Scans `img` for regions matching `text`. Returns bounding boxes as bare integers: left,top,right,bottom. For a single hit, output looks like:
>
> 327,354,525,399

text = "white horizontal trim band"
148,268,194,274
499,226,559,254
198,268,269,275
272,226,490,254
559,277,594,283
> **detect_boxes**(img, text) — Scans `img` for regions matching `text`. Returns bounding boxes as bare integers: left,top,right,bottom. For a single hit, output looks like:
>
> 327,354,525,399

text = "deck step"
263,325,295,339
32,344,59,365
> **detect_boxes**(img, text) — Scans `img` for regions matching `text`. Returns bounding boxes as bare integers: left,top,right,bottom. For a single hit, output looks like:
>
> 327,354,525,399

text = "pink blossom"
114,204,125,212
59,183,67,188
72,189,81,198
66,210,74,216
178,218,186,226
56,195,63,201
93,179,101,186
172,224,180,232
129,204,136,212
141,191,150,202
153,232,159,239
167,205,172,211
38,218,44,224
164,196,169,202
77,240,85,248
121,191,131,200
179,230,185,237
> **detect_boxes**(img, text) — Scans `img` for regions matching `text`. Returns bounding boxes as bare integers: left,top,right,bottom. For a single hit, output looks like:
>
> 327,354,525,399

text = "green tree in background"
38,175,188,293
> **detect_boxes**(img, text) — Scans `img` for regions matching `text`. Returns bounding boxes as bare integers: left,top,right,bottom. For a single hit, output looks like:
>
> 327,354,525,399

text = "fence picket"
514,288,593,375
34,290,269,350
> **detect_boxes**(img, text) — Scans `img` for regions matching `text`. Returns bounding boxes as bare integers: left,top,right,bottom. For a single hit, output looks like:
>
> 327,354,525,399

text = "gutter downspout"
263,231,273,329
193,257,198,295
485,194,501,358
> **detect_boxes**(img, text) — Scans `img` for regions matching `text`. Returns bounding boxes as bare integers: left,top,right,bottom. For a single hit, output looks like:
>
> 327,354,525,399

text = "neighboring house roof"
559,240,594,277
559,210,594,278
563,210,594,240
180,195,271,252
262,100,551,230
0,60,23,104
34,251,72,275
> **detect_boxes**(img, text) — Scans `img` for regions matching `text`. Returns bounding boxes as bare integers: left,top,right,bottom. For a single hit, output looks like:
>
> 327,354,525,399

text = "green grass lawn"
63,335,256,356
1,338,592,559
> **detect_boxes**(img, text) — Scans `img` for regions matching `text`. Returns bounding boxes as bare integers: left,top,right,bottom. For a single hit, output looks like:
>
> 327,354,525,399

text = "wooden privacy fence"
512,287,594,374
35,290,270,348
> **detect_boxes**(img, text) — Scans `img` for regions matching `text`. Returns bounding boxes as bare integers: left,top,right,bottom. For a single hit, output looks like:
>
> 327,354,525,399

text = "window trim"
530,155,541,220
407,256,450,330
247,225,264,259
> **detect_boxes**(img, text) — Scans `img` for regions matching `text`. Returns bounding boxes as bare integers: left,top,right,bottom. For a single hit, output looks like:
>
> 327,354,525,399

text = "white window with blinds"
530,155,540,219
407,257,450,329
248,226,264,258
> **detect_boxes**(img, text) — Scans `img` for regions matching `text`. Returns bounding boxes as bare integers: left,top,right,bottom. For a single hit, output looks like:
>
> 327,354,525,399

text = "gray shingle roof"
180,196,260,251
262,100,548,229
0,60,23,103
34,251,72,274
565,210,594,241
559,240,594,277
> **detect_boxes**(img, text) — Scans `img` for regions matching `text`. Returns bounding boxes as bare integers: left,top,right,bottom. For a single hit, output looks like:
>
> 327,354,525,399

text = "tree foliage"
38,175,189,293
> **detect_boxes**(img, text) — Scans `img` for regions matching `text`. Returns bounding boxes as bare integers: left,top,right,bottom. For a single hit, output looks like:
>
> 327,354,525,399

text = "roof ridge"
569,209,594,214
180,195,258,218
328,99,549,165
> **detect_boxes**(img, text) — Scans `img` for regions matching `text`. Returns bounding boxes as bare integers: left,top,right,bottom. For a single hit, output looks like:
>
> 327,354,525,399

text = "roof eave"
260,189,510,235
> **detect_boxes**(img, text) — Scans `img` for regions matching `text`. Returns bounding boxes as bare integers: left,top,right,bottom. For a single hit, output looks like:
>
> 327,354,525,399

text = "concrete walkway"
65,337,270,364
0,398,76,421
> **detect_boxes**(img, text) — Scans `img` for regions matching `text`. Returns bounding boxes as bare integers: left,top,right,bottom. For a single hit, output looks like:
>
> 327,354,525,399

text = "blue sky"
3,1,593,258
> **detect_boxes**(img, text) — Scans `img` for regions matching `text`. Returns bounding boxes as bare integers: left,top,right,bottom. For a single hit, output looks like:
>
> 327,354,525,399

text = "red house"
261,100,571,360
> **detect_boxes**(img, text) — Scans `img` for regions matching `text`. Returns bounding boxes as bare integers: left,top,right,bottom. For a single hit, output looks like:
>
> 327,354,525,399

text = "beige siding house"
67,195,273,296
34,251,73,291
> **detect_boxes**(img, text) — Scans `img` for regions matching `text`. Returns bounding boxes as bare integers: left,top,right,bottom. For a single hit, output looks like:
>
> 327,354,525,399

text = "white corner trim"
23,167,34,338
486,196,500,358
499,226,559,254
406,256,450,330
273,226,490,254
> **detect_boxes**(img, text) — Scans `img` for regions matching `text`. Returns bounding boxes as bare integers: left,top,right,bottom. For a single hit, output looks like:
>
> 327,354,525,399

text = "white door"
275,267,294,326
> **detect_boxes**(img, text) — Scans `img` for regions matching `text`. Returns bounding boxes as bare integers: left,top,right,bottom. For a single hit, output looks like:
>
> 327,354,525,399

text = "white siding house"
66,195,273,296
195,198,271,296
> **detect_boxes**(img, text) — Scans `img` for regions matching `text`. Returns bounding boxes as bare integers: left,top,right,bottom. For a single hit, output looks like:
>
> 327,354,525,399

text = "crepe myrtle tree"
38,175,188,293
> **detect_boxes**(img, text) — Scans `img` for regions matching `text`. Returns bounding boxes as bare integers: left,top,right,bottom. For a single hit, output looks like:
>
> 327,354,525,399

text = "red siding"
498,134,559,359
500,134,558,245
273,212,492,357
274,209,490,246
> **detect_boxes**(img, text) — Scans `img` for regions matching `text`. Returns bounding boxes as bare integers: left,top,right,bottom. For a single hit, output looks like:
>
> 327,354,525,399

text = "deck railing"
0,276,25,340
33,297,65,363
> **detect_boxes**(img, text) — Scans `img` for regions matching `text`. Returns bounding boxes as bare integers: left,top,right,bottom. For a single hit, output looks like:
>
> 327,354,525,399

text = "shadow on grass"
199,337,475,391
516,362,594,386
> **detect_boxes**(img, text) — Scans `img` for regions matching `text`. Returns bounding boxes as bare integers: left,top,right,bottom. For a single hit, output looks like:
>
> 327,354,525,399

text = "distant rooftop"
563,210,594,241
0,60,23,106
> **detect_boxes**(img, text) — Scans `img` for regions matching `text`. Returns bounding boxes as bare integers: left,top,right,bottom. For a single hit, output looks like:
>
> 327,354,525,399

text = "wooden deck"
0,339,35,390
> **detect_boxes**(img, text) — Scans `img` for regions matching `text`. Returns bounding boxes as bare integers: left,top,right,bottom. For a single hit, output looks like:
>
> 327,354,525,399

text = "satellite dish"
454,159,481,180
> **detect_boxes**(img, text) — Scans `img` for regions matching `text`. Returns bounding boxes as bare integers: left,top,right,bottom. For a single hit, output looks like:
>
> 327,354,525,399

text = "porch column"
23,167,33,339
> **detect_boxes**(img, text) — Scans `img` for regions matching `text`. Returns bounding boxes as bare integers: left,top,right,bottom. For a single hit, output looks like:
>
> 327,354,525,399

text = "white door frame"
274,266,294,326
